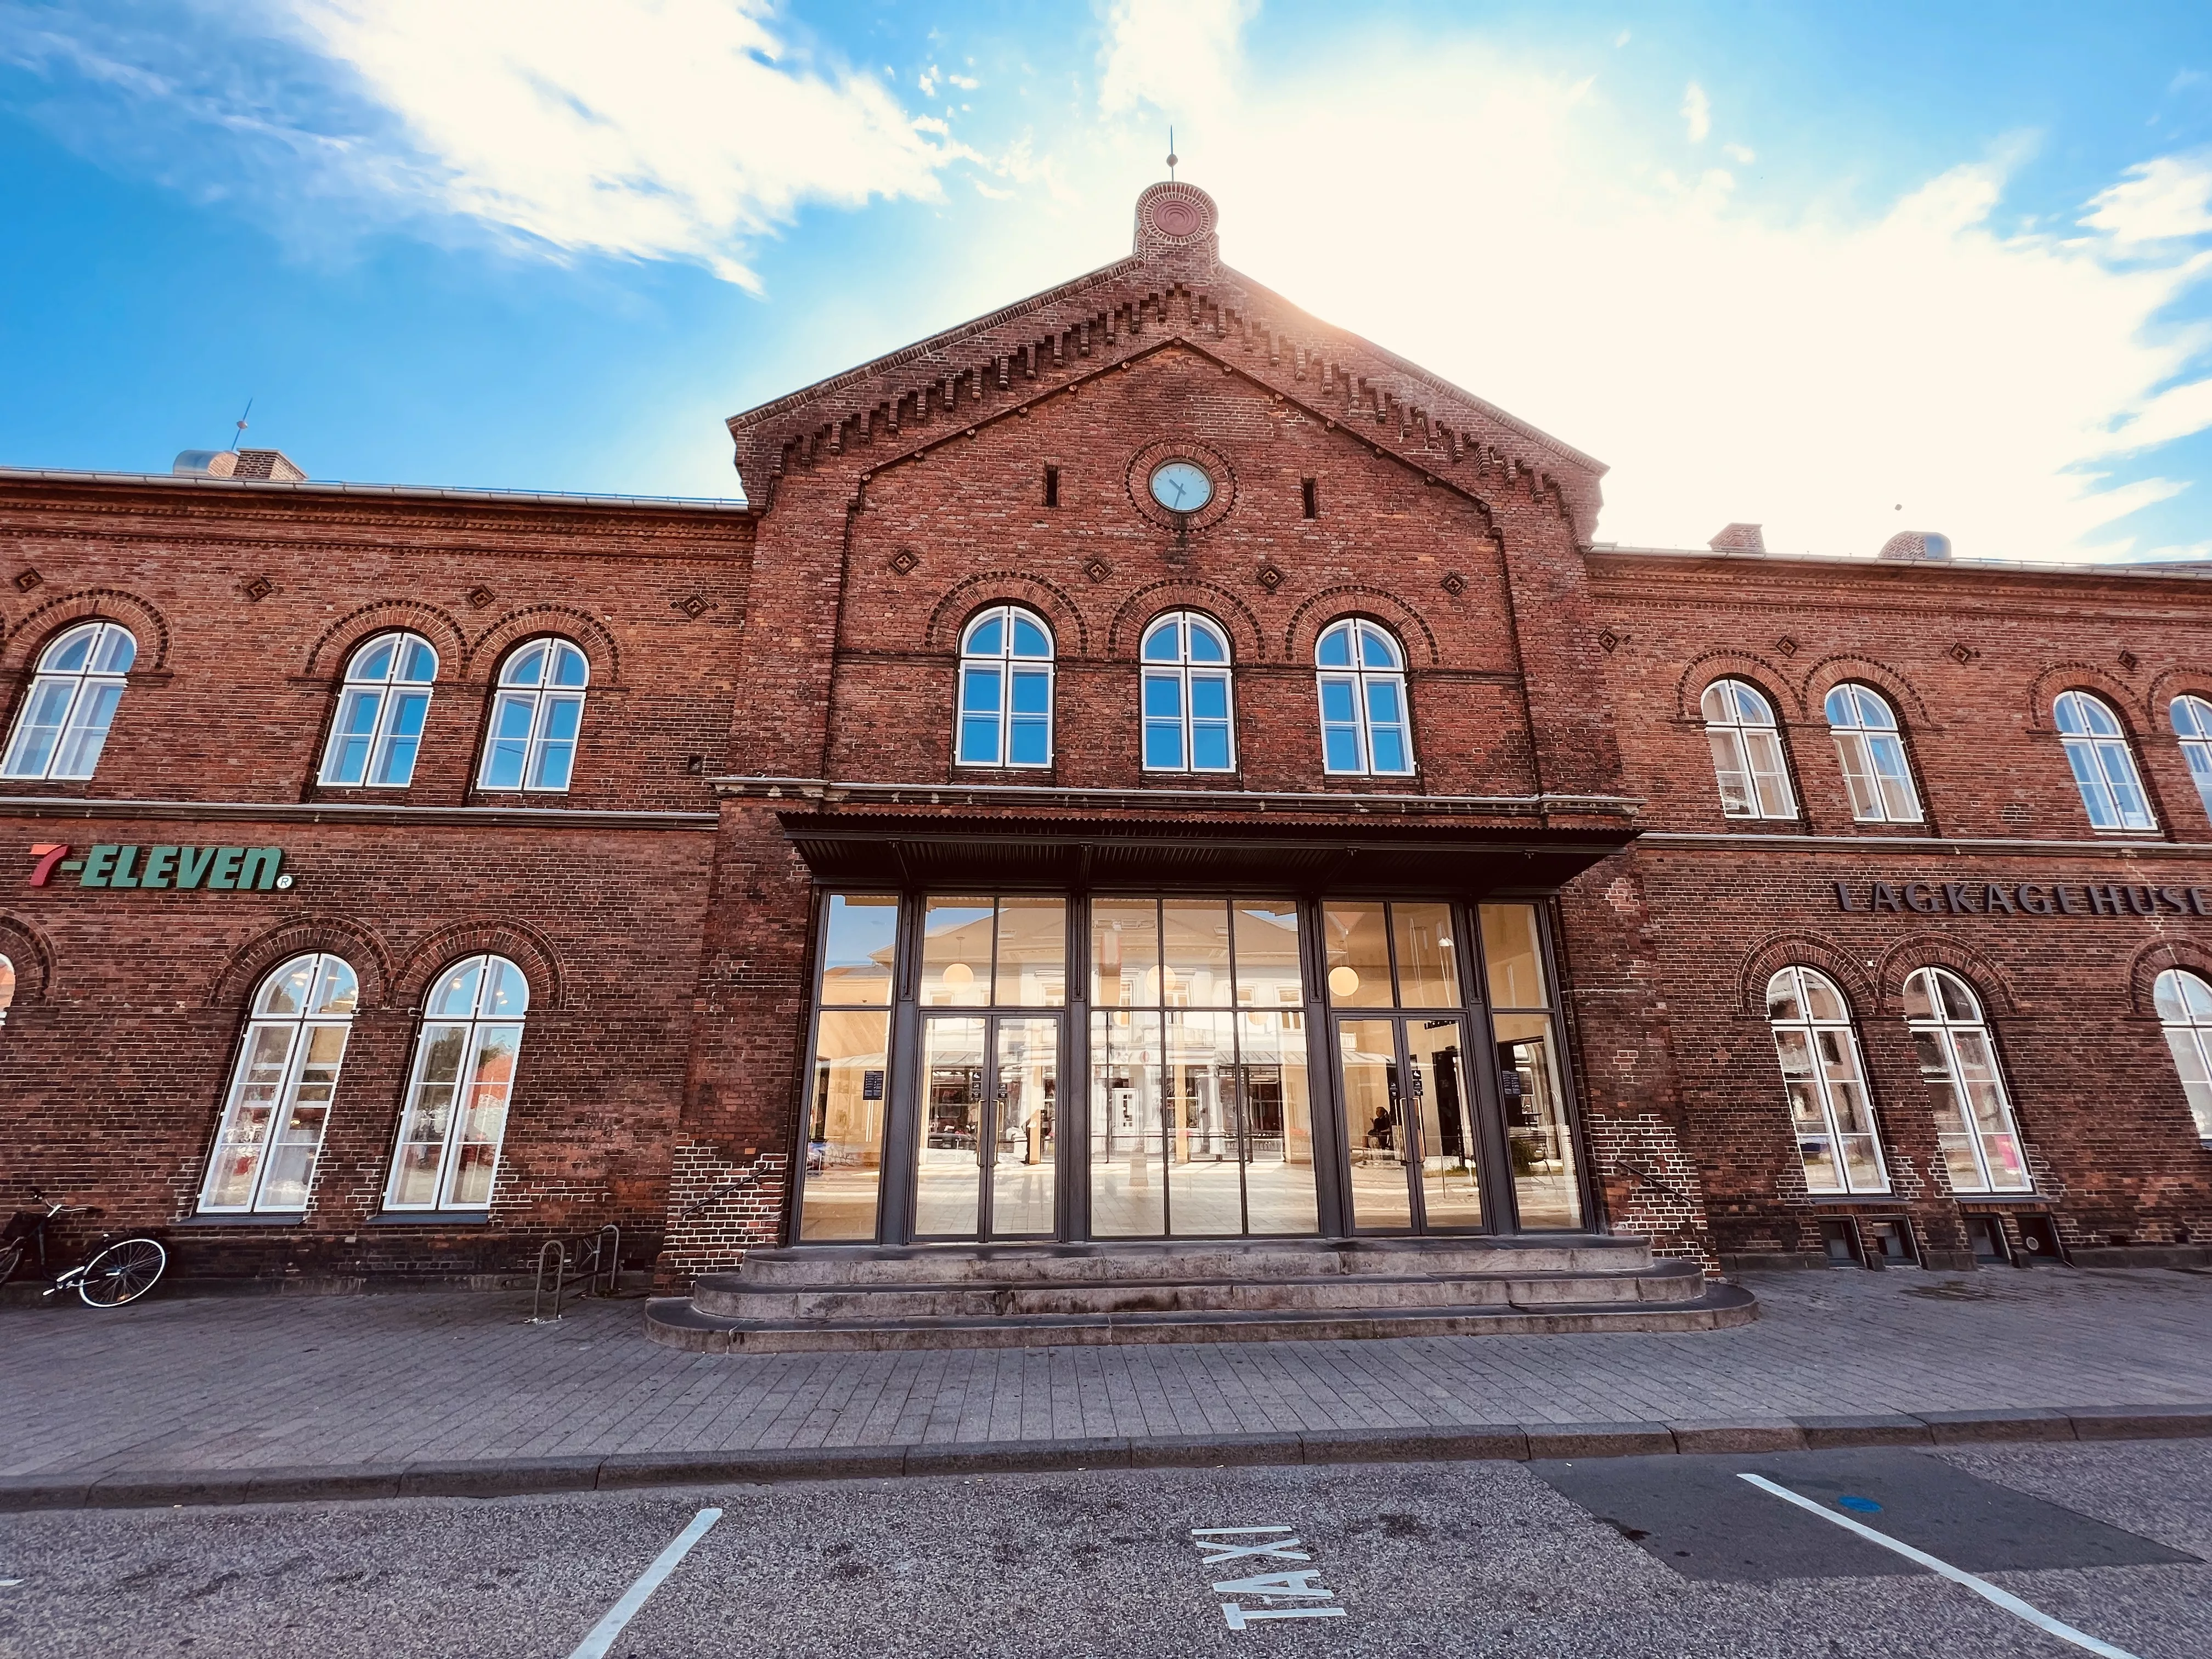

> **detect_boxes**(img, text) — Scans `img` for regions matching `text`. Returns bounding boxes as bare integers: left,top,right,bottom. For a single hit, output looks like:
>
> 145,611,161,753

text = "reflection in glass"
799,1007,891,1241
1321,902,1392,1007
820,894,896,1007
922,897,994,1007
1233,902,1304,1011
1162,900,1233,1008
386,955,528,1211
1479,904,1548,1009
1494,1012,1581,1228
1340,1018,1410,1229
1238,1011,1317,1233
1089,1009,1164,1236
916,1017,986,1235
1392,904,1460,1007
1765,967,1888,1194
991,1018,1058,1235
994,897,1066,1008
1904,967,2029,1194
1090,898,1160,1009
1410,1019,1481,1228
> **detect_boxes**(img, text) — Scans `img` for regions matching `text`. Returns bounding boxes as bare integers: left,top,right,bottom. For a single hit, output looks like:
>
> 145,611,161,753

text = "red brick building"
3,183,2207,1295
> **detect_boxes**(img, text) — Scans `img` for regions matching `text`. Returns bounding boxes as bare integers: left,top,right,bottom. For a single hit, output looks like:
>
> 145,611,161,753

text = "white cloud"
1097,0,1256,117
2082,151,2212,244
1723,142,1756,164
1681,81,1711,143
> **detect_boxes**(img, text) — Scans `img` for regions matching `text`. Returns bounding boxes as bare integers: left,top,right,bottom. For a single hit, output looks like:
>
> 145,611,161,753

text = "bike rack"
527,1222,621,1324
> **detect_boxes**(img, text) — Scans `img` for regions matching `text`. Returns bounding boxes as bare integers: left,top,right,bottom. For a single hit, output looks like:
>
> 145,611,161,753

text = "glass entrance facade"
793,888,1589,1244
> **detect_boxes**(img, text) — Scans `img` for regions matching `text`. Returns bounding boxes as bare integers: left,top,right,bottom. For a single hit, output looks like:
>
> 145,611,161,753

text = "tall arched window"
1765,966,1888,1194
1825,684,1921,823
386,954,529,1211
1316,618,1413,776
321,631,438,788
2171,695,2212,823
0,954,13,1028
199,953,359,1214
1904,967,2029,1193
956,606,1053,768
1702,679,1795,819
2055,690,2154,831
2154,968,2212,1142
1141,611,1234,772
2,621,137,781
480,638,589,792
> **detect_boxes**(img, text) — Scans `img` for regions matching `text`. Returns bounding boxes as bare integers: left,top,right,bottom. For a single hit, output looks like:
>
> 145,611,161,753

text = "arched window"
1765,966,1888,1194
1316,619,1413,776
1,621,137,781
2154,968,2212,1142
1904,967,2029,1192
2055,691,2154,831
386,954,529,1211
480,638,589,792
0,953,13,1028
2171,695,2212,823
1701,679,1795,819
199,953,359,1214
956,606,1053,768
321,631,438,788
1141,611,1234,772
1825,684,1921,823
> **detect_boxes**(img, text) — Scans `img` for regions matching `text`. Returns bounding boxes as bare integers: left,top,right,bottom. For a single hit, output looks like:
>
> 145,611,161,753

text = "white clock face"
1148,460,1214,514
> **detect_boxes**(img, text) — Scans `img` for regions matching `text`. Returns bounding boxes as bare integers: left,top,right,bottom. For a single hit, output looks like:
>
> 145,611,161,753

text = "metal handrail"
527,1223,620,1324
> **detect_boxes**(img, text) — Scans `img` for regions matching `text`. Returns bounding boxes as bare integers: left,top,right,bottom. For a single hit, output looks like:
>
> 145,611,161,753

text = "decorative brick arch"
394,919,566,1012
2,588,172,672
205,916,394,1012
1283,588,1440,667
1106,579,1263,661
302,601,471,680
923,572,1090,656
470,607,622,687
2145,666,2212,727
1675,652,1804,724
1736,931,1877,1020
1798,654,1938,732
2025,664,2143,733
1873,933,2023,1019
0,912,55,1006
2125,937,2212,1018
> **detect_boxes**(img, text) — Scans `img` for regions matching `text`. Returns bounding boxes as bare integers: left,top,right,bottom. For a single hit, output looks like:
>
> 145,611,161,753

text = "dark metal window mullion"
1458,896,1517,1235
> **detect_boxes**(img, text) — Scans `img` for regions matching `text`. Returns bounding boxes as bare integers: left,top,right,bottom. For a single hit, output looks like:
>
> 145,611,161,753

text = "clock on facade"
1148,460,1214,514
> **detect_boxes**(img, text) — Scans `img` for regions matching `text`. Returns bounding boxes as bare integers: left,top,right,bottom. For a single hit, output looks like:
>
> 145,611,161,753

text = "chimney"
1878,531,1951,562
1708,523,1767,554
173,448,308,482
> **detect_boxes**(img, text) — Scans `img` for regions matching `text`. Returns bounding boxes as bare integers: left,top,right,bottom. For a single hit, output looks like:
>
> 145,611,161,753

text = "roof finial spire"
1166,127,1177,180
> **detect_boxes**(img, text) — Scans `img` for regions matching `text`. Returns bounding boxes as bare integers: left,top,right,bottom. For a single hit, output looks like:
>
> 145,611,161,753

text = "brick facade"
3,183,2207,1288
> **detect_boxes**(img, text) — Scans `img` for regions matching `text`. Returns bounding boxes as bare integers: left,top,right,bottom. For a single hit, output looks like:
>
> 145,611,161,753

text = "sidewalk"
5,1265,2210,1507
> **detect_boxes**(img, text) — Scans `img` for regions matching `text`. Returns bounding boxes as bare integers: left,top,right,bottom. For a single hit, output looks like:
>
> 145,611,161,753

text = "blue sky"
3,2,2212,562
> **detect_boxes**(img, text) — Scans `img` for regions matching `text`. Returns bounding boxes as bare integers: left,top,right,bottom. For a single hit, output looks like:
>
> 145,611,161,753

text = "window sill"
1797,1193,1895,1205
174,1212,307,1228
369,1210,494,1226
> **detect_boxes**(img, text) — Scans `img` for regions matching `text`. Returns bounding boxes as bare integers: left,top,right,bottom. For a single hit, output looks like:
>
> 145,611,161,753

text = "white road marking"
1198,1537,1312,1564
567,1506,723,1659
1737,1474,2143,1659
1191,1527,1294,1535
1222,1605,1347,1629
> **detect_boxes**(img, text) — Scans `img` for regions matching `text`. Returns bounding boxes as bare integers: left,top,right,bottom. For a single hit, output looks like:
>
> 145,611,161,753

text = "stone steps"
645,1236,1757,1352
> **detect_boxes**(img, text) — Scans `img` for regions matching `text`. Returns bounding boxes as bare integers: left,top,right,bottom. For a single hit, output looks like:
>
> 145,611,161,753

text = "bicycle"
0,1191,168,1308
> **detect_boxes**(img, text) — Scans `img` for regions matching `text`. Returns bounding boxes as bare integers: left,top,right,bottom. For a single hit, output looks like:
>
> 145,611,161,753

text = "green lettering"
175,846,217,890
79,844,117,888
108,845,141,889
140,845,177,889
238,847,283,891
208,847,244,890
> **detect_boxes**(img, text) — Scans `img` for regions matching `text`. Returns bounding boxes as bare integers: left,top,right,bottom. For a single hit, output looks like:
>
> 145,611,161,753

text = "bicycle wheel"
0,1239,22,1289
76,1238,166,1307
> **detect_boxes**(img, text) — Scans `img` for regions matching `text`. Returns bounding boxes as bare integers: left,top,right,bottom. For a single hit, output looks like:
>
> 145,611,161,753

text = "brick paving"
4,1267,2209,1478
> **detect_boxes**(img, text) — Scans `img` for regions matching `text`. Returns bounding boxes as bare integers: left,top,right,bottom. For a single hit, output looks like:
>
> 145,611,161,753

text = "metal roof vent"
1879,531,1951,561
172,448,308,483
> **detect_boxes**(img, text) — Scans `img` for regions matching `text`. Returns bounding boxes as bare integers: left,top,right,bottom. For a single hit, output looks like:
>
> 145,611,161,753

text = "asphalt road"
1,1440,2206,1658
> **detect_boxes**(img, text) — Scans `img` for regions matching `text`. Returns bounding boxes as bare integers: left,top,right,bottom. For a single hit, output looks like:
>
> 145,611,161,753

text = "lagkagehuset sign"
1833,879,2212,917
25,843,294,891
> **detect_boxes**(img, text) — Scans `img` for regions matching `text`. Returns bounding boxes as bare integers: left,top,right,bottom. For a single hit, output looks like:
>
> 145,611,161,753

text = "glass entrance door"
915,1013,1059,1239
1338,1015,1487,1232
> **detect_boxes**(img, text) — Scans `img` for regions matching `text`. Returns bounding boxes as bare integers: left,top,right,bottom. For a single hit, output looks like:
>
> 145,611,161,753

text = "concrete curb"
7,1404,2209,1511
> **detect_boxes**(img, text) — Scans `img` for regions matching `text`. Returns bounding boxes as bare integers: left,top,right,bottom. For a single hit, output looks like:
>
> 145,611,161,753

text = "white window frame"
320,631,439,788
385,953,531,1212
1141,611,1235,773
1,620,137,781
1765,966,1889,1195
1315,618,1414,777
0,952,13,1028
1701,679,1797,819
1825,683,1922,823
955,605,1054,769
1904,967,2030,1193
479,638,589,793
199,952,358,1215
2055,690,2154,832
2171,695,2212,825
2154,968,2212,1143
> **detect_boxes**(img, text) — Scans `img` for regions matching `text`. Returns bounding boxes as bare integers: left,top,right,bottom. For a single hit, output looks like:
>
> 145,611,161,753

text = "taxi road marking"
1193,1525,1348,1630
